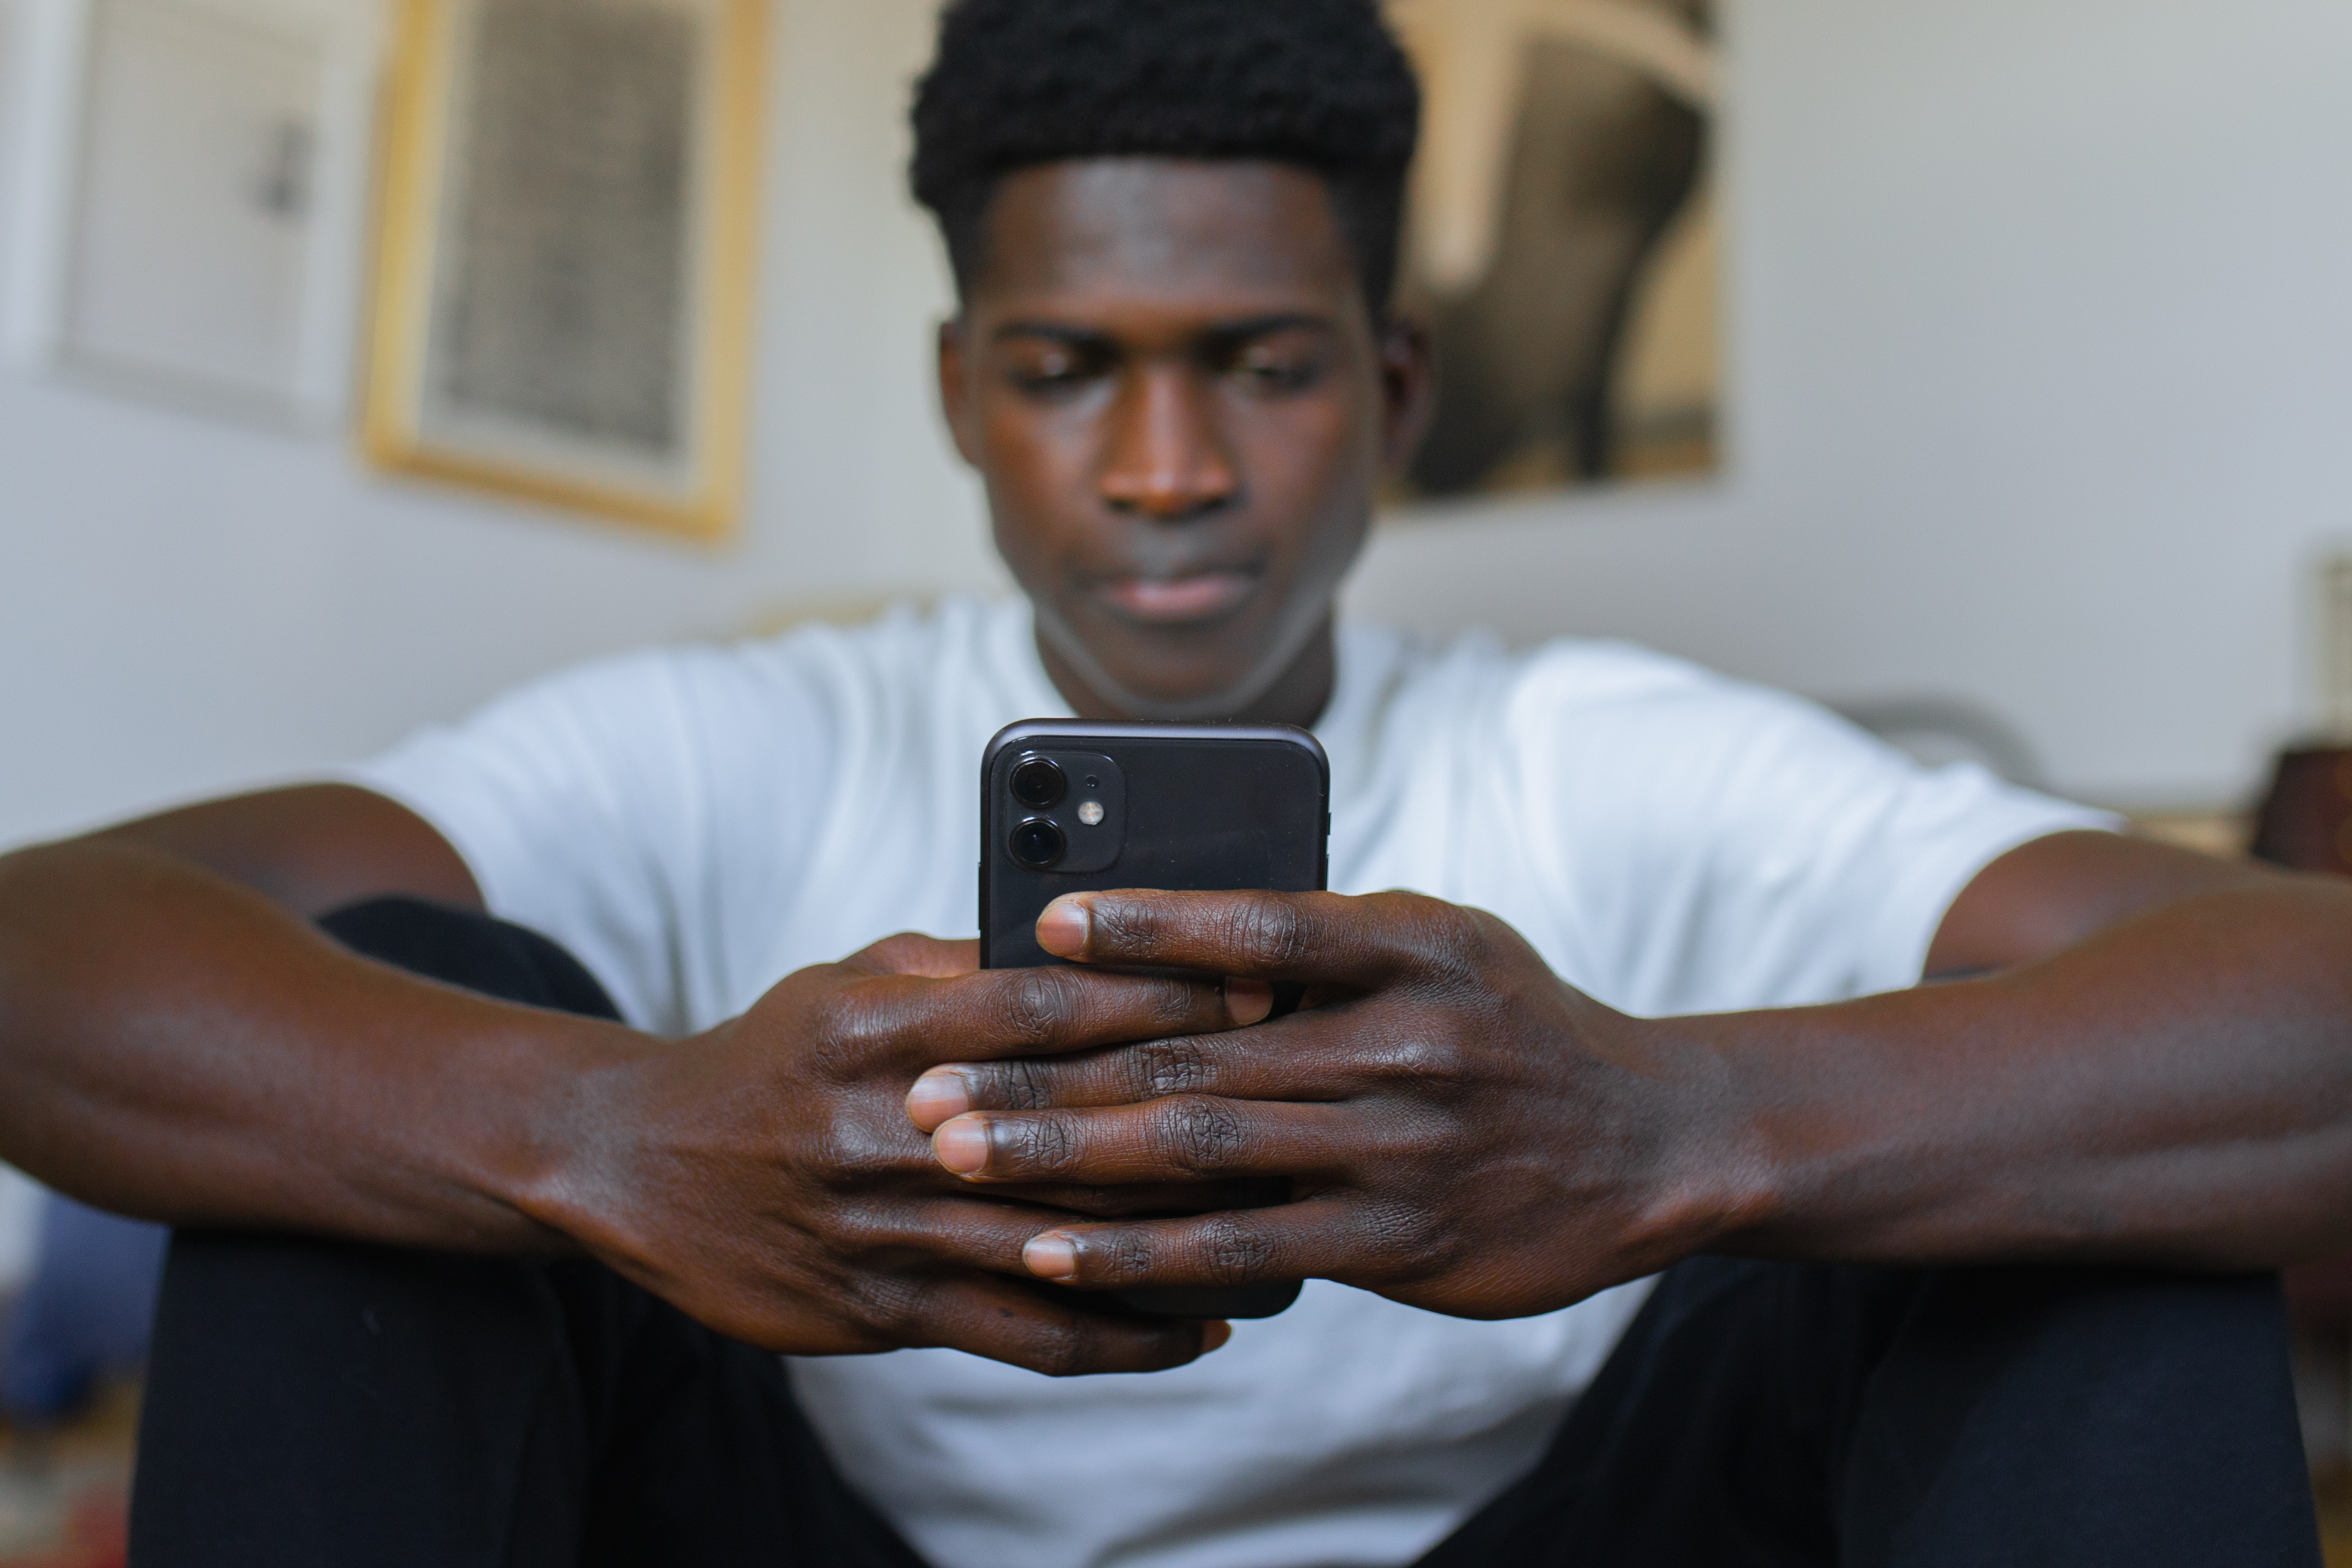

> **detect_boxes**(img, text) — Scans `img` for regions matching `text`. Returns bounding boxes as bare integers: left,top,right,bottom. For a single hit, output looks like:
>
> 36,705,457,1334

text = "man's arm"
83,783,485,917
0,787,1254,1372
0,785,610,1244
1707,830,2352,1270
1926,827,2275,976
901,833,2352,1314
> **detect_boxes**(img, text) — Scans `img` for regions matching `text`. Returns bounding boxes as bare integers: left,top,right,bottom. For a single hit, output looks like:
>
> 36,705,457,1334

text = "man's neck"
1035,619,1338,730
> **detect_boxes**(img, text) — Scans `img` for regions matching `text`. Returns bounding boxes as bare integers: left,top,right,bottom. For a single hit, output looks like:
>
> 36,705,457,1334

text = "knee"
317,896,619,1019
1840,1269,2318,1564
1872,1265,2304,1476
150,1231,563,1387
1933,1266,2290,1384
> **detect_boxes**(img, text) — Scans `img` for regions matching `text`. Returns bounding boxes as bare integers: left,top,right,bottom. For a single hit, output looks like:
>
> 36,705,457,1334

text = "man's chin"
1036,610,1287,723
1069,659,1280,724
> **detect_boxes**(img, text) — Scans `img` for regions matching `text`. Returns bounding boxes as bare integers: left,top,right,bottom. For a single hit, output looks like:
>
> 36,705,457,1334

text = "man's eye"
1010,351,1095,393
1232,352,1318,393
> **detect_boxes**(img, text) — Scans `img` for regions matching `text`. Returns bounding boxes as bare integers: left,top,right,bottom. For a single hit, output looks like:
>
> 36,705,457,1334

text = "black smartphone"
980,719,1329,1320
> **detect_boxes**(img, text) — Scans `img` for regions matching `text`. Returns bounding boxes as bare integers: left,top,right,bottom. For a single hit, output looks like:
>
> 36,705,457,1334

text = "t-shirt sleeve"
336,649,758,1034
1508,648,2121,1014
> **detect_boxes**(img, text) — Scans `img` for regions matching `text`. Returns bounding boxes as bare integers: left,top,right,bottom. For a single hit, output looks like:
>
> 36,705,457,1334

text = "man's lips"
1094,570,1259,623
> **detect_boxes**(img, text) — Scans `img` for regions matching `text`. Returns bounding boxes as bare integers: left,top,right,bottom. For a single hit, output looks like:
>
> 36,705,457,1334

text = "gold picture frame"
362,0,763,541
1384,0,1720,502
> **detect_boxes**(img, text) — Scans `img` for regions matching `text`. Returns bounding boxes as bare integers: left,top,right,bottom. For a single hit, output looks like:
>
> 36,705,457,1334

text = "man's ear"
1376,314,1437,476
936,317,984,470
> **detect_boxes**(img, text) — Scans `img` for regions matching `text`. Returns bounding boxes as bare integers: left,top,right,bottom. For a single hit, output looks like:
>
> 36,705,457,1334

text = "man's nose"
1097,366,1240,521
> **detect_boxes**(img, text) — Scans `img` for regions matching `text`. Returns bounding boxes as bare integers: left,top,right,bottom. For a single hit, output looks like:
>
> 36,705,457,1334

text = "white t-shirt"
347,597,2112,1568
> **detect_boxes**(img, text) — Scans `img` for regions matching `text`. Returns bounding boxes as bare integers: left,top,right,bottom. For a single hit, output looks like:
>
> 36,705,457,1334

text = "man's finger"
1035,889,1461,986
928,1098,1344,1185
985,1177,1293,1219
916,1273,1229,1377
827,1199,1235,1375
818,1112,1294,1209
1015,1204,1351,1295
839,962,1268,1074
845,932,980,978
905,1013,1360,1131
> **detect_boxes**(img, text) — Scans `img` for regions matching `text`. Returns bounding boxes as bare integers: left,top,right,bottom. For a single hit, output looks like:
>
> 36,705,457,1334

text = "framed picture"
3,0,381,429
1385,0,1721,502
362,0,765,541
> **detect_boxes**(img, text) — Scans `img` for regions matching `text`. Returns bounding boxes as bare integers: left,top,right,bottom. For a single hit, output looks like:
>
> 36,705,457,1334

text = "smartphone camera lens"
1010,757,1066,809
1010,817,1067,871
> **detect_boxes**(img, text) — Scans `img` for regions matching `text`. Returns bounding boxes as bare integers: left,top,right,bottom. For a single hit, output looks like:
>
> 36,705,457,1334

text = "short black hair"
909,0,1422,320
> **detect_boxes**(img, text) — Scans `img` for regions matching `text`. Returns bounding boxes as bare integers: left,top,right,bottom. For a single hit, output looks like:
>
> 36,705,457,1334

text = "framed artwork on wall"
3,0,381,429
362,0,765,541
1384,0,1721,504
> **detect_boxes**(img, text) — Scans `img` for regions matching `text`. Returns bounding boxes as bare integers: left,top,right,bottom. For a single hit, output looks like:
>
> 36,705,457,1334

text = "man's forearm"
1691,879,2352,1270
0,838,637,1250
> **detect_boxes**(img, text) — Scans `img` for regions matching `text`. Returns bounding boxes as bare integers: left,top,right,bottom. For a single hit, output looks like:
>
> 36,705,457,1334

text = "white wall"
0,0,1003,849
3,0,2349,861
1351,0,2352,807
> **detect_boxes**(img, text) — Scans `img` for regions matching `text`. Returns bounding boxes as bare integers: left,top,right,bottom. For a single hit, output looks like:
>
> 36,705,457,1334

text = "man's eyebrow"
991,321,1113,345
1198,312,1339,348
988,312,1339,346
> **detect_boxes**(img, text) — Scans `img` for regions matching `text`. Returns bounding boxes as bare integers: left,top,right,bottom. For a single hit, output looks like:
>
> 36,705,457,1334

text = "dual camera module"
1006,754,1114,871
1009,758,1068,870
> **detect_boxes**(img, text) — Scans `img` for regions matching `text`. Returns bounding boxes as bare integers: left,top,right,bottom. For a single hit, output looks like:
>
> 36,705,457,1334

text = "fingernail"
1036,897,1091,958
1199,1321,1233,1354
1223,978,1273,1026
905,1068,972,1130
1024,1231,1080,1280
933,1115,991,1177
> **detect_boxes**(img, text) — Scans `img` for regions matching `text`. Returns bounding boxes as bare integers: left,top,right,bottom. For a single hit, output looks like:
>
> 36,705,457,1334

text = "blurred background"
4,0,2347,854
2,0,2352,1557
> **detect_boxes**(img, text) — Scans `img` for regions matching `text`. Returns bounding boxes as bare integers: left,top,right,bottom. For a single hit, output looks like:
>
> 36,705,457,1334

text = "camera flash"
1077,800,1106,827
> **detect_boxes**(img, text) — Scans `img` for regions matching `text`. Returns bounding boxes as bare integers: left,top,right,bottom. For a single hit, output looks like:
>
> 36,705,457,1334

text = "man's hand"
531,930,1275,1374
0,796,1280,1378
910,842,2352,1296
904,891,1747,1319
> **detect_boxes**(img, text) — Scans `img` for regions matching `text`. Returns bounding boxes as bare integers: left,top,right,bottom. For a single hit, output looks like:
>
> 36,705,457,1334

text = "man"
0,0,2345,1563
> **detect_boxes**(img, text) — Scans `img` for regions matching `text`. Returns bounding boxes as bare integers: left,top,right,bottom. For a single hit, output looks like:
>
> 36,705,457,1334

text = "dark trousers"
130,900,2323,1567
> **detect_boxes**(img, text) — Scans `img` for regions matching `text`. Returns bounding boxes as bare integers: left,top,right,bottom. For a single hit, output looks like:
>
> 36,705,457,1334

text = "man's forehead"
970,159,1359,315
